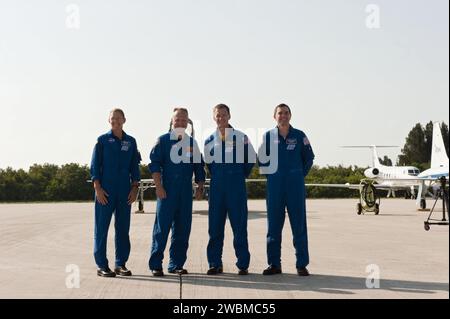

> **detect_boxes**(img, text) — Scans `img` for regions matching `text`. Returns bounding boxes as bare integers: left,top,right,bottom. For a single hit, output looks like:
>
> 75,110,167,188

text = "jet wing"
306,183,361,190
305,183,406,190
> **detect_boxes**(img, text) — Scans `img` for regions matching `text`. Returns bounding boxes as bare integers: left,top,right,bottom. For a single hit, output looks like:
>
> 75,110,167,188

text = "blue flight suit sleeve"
257,132,270,172
301,133,315,176
244,135,256,178
90,137,103,182
203,135,214,174
193,140,206,183
130,138,141,182
149,137,163,174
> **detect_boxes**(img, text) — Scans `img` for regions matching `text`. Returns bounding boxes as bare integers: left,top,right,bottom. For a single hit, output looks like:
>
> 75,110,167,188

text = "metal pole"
179,273,183,300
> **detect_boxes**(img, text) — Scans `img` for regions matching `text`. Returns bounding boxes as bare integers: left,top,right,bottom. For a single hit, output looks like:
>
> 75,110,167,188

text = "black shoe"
151,269,164,277
168,268,188,275
238,269,249,275
297,267,310,276
114,266,132,276
97,267,116,277
206,267,223,275
262,266,282,275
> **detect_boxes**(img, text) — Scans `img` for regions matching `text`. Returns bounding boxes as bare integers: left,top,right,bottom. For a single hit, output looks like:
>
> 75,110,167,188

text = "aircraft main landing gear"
420,198,427,210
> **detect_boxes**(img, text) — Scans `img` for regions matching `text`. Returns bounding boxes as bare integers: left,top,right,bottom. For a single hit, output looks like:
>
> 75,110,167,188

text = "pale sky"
0,0,448,169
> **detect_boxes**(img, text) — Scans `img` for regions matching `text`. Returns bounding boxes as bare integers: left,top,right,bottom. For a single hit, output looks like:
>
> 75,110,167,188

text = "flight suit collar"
169,130,190,142
214,125,234,142
276,125,293,141
107,130,128,141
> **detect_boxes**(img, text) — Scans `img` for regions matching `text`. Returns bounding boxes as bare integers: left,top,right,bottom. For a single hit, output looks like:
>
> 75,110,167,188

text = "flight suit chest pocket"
104,139,118,158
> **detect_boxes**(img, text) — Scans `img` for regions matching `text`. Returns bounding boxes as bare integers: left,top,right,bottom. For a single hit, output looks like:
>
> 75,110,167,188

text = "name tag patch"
121,141,131,151
287,144,296,151
286,138,297,150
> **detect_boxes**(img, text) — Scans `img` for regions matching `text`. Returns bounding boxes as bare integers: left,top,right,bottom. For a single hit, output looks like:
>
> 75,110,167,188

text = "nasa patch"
286,138,297,145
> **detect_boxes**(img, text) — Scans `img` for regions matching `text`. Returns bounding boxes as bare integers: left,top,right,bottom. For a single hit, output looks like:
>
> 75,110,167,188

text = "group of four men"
90,103,315,279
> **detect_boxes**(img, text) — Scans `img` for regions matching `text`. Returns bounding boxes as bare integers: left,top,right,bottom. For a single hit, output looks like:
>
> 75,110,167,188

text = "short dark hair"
173,107,189,116
213,104,230,115
274,104,292,116
110,108,125,118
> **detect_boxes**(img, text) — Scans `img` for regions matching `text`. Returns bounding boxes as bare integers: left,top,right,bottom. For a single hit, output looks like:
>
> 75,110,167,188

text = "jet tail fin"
341,145,398,168
430,122,449,169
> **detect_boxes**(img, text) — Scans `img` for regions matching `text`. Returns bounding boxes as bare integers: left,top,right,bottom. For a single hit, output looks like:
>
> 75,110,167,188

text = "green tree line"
1,121,447,202
0,163,377,202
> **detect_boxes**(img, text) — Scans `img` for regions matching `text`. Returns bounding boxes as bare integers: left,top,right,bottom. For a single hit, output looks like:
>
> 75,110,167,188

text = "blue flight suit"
149,133,206,272
90,130,141,269
259,126,315,269
204,127,255,270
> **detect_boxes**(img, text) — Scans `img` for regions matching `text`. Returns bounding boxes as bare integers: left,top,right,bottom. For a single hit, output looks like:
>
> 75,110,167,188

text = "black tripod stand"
424,176,449,231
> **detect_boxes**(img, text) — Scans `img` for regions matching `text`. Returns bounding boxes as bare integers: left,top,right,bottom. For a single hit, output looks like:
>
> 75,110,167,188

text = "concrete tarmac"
0,199,448,299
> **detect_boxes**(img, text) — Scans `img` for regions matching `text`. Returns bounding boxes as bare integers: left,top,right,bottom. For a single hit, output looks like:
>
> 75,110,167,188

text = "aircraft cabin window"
408,169,419,176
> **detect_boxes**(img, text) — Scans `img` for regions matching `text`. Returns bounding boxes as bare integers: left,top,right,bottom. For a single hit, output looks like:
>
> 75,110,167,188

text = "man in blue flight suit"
204,104,256,275
149,108,206,276
90,108,141,277
258,104,315,276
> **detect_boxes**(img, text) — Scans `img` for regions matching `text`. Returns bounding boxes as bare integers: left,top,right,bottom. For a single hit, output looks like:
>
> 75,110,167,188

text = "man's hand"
156,185,167,200
94,184,109,206
128,185,139,205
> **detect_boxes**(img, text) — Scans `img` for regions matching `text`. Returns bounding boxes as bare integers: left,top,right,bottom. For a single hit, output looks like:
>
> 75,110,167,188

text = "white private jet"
306,122,449,215
343,145,421,198
306,145,422,215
